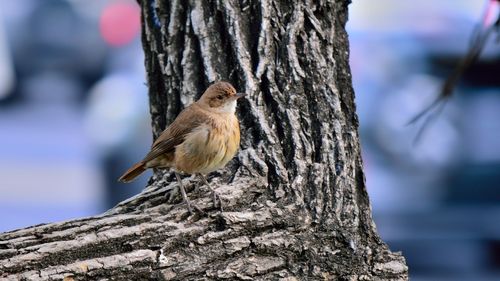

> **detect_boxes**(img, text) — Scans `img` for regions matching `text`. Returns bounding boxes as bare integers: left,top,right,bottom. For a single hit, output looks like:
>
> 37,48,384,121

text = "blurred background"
0,0,151,231
0,0,498,280
349,0,500,280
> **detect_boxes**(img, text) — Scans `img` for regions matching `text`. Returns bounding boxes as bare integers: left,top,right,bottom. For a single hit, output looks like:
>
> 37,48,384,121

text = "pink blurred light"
483,0,499,27
99,2,141,47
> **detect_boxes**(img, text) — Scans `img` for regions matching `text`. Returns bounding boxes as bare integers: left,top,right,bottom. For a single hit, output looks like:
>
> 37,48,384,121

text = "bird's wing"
142,104,208,163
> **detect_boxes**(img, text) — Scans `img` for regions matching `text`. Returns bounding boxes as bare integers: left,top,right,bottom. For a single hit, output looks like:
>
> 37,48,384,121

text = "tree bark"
0,0,408,280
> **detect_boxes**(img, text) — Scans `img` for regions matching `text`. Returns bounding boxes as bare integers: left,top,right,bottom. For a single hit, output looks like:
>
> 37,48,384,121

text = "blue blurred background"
349,1,500,280
0,0,151,231
0,0,498,280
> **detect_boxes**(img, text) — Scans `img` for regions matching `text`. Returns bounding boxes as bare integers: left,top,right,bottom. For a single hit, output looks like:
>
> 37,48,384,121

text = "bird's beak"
235,92,246,99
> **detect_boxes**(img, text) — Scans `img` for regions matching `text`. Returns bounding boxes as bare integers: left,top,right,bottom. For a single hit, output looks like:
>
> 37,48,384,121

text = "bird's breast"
174,115,240,174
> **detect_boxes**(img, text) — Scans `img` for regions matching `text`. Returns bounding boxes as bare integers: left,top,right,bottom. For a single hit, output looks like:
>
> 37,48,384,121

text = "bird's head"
198,82,246,114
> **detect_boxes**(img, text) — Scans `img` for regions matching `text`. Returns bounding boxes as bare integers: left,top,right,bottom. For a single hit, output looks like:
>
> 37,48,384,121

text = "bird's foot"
197,174,223,212
184,197,193,214
183,198,205,215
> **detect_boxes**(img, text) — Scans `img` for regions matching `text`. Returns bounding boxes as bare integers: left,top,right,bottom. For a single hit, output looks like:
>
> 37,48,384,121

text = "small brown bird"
119,81,244,213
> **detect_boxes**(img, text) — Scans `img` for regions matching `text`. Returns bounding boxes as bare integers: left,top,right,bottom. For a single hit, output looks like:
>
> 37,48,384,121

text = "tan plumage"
119,81,244,213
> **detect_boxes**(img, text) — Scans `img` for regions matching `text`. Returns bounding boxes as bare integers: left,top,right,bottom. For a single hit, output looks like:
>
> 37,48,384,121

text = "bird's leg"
197,174,223,211
175,172,195,214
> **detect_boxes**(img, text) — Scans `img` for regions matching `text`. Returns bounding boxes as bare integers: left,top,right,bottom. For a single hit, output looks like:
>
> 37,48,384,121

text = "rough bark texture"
0,0,408,280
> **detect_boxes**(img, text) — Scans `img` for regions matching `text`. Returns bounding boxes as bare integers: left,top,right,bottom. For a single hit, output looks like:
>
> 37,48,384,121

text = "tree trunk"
0,0,408,280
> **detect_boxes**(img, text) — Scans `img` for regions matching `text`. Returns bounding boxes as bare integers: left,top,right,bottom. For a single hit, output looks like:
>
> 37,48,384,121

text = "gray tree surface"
0,0,408,280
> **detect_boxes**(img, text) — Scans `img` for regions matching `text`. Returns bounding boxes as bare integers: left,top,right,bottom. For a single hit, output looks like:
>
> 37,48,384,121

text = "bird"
118,81,245,213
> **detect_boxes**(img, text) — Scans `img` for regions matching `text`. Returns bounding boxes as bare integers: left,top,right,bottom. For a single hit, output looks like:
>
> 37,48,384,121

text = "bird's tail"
118,162,146,183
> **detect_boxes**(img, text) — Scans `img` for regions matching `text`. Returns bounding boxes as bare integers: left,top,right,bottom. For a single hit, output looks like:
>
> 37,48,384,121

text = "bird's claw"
185,200,193,214
184,200,205,215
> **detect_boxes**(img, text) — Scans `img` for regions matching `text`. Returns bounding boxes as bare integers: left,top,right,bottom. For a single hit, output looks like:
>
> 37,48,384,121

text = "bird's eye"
217,95,224,100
